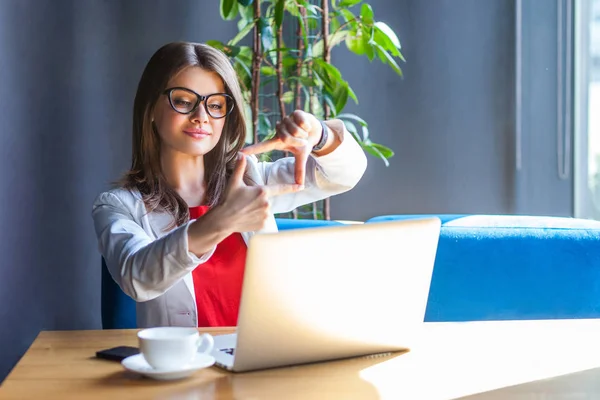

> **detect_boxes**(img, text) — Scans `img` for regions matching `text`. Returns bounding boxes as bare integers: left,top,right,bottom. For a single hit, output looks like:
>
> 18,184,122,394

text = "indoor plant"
209,0,404,219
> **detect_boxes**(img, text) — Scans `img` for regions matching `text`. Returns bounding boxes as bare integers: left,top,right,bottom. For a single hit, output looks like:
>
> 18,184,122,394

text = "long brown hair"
120,42,247,228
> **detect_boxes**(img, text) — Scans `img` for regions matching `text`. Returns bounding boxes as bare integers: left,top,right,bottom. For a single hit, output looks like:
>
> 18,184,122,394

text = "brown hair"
120,42,247,228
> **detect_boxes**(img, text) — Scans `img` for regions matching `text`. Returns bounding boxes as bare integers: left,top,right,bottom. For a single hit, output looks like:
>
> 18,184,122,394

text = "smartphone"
96,346,140,362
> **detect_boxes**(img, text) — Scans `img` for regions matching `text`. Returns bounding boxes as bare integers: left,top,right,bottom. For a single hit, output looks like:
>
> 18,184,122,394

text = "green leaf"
297,0,319,15
313,59,343,86
229,19,256,46
312,30,349,58
206,40,225,50
288,76,318,88
237,3,255,30
286,1,301,17
374,43,403,76
206,41,241,58
330,16,340,32
345,31,365,55
220,0,238,20
347,84,358,103
337,113,367,127
339,113,369,140
360,3,374,25
340,9,356,24
374,21,401,49
342,120,362,143
371,143,394,158
258,113,272,134
301,86,311,110
274,0,285,28
323,93,337,117
397,49,406,63
233,58,252,92
375,45,387,63
260,66,276,76
282,91,294,104
373,27,399,57
237,0,254,6
363,39,375,60
333,83,349,114
360,124,369,141
311,93,324,119
338,0,362,7
282,55,297,69
361,26,375,61
258,17,274,53
236,45,253,62
363,143,390,166
295,14,309,51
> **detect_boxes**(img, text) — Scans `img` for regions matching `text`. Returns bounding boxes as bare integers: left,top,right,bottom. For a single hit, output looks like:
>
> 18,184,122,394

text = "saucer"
121,353,215,381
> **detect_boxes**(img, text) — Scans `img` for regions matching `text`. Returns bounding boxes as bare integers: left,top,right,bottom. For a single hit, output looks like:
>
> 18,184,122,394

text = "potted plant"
209,0,404,219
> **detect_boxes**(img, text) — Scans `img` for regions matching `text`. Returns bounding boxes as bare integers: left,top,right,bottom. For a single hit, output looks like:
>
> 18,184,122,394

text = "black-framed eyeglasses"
162,87,234,119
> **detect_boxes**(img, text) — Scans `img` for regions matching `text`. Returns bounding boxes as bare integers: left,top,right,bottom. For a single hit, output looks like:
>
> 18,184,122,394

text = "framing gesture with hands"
242,110,339,185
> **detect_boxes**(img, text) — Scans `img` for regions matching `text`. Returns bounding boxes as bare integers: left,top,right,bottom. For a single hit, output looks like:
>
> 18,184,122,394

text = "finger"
231,153,247,185
294,147,311,186
291,110,312,132
283,117,309,140
264,183,305,197
241,138,282,155
276,120,307,149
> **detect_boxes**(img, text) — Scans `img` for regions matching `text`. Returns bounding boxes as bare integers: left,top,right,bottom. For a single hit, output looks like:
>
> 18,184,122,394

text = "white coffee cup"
137,327,214,370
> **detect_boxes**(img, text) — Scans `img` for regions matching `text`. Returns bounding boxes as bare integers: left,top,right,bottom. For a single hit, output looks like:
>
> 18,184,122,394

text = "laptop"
210,217,441,372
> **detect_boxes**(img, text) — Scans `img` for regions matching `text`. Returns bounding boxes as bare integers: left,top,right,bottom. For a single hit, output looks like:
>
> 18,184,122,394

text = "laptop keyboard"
220,348,235,356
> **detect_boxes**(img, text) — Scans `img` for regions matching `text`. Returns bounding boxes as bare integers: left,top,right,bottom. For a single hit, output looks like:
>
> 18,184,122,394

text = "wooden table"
3,320,600,399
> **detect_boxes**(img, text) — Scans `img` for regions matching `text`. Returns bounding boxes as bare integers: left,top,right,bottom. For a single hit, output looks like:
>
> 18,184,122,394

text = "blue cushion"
367,214,600,321
101,257,137,329
275,218,344,230
101,218,344,329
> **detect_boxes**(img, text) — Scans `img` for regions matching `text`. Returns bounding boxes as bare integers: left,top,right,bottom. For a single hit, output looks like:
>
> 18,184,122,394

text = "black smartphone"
96,346,140,362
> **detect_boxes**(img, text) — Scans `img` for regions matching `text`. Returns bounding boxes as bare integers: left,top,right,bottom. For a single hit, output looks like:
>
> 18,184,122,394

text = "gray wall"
331,0,516,220
331,0,574,221
0,0,573,382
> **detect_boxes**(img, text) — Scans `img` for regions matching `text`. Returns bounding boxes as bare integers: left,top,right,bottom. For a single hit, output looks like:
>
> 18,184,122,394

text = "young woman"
92,42,367,328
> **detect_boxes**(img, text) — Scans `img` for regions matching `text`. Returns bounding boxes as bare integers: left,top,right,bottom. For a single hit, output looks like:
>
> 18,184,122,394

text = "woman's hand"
187,154,302,256
241,110,327,185
217,154,303,232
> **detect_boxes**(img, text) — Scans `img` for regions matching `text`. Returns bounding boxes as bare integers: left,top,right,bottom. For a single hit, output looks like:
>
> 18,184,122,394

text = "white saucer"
121,353,215,381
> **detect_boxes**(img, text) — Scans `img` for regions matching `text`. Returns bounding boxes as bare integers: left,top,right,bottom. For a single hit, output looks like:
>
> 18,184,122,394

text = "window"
575,0,600,219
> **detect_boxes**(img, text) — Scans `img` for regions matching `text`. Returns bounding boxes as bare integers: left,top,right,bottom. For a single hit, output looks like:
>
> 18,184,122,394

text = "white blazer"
92,120,367,328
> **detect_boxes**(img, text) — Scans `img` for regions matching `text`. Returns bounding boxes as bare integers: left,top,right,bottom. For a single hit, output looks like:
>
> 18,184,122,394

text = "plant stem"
294,9,305,111
291,7,308,221
251,0,262,145
276,21,286,120
322,0,331,220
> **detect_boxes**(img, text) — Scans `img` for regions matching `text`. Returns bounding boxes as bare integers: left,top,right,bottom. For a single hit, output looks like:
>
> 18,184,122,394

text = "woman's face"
153,66,229,158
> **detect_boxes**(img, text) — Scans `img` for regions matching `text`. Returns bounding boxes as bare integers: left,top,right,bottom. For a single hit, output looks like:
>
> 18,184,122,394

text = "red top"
189,206,247,327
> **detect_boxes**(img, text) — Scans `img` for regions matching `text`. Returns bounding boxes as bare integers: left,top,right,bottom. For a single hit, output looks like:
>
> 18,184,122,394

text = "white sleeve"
92,192,215,302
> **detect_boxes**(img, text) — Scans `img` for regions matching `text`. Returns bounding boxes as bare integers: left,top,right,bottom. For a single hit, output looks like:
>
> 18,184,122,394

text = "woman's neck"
160,148,206,206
